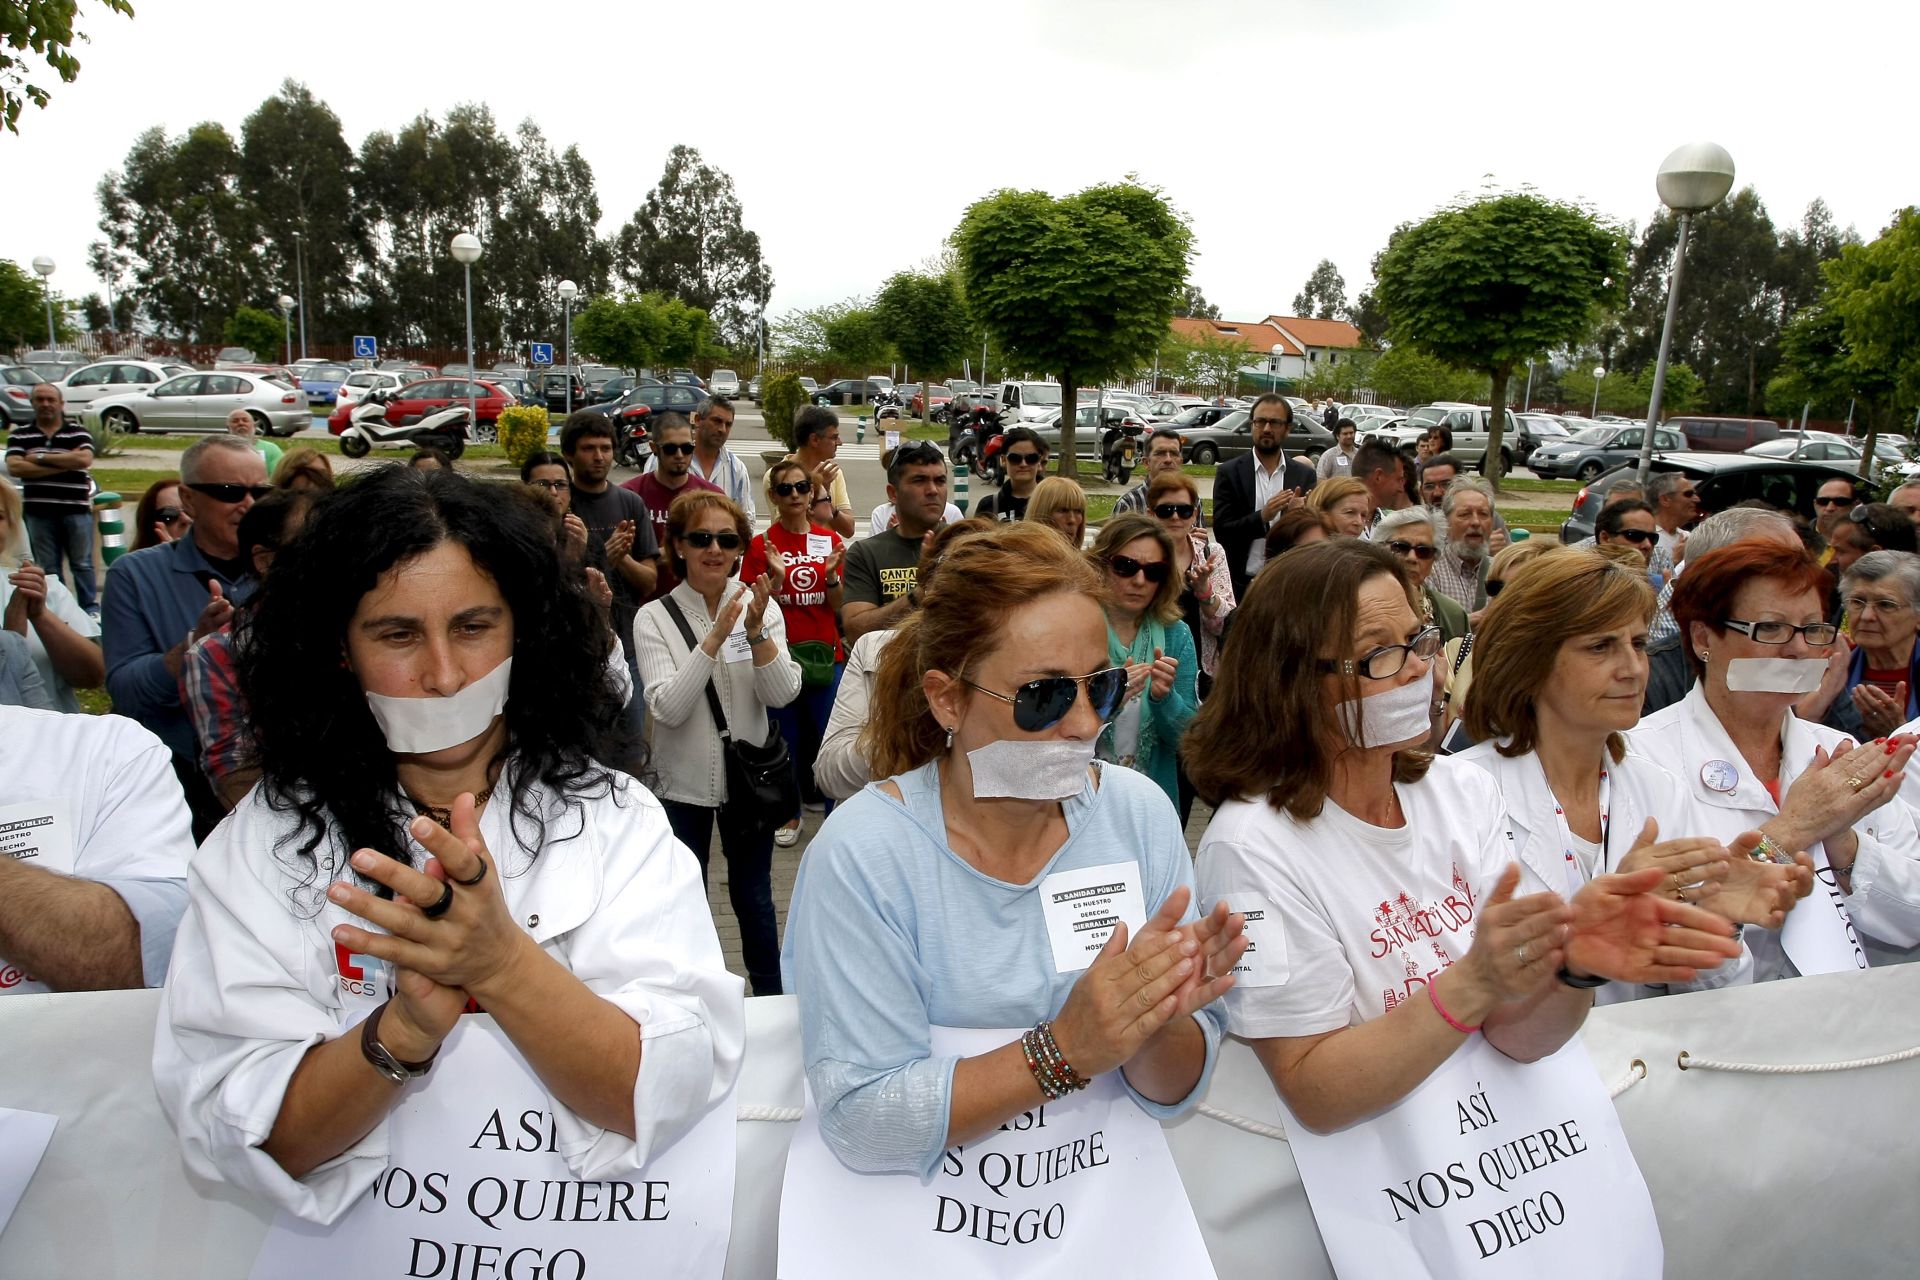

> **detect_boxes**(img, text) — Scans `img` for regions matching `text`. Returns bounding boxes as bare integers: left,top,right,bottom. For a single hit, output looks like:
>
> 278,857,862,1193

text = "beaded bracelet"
1021,1021,1089,1100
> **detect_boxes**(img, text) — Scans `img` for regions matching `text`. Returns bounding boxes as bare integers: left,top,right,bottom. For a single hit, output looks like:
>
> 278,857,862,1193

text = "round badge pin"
1700,759,1739,793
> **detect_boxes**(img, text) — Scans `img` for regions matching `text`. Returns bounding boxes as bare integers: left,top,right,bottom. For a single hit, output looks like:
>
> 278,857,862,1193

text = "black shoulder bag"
661,595,798,830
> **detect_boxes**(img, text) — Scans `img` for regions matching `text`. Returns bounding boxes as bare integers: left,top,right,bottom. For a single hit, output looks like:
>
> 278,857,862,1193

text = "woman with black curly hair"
154,465,743,1224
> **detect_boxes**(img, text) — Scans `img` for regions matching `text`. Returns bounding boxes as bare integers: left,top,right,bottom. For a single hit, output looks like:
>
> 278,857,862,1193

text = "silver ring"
1516,943,1530,968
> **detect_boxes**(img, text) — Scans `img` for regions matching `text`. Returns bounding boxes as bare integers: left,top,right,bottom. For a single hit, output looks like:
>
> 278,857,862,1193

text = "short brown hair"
1671,542,1831,679
271,447,335,493
665,490,751,578
1087,513,1182,625
864,523,1104,778
1464,550,1654,760
1184,539,1430,816
1146,470,1200,507
1265,507,1333,559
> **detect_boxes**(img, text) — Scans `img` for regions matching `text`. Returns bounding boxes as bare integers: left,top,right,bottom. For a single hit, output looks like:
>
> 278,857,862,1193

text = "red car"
328,377,514,435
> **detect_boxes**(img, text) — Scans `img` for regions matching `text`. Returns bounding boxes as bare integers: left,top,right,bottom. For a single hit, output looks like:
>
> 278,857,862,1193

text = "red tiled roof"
1168,316,1303,356
1263,315,1364,350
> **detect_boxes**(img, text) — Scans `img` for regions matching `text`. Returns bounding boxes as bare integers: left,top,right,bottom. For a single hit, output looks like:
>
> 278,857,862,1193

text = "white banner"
248,1017,735,1280
0,1108,56,1242
777,1025,1212,1279
1283,1036,1661,1279
1781,845,1869,975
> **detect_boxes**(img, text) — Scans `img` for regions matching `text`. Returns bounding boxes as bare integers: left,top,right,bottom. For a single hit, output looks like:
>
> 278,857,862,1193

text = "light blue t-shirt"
781,758,1223,1179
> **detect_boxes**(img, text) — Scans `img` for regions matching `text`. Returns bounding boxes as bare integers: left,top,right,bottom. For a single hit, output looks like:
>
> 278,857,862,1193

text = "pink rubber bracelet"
1427,976,1481,1034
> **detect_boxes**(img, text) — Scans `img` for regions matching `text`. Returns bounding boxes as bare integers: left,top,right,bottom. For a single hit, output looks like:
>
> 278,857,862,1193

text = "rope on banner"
1607,1058,1648,1099
738,1104,803,1122
1194,1102,1289,1141
1676,1043,1920,1075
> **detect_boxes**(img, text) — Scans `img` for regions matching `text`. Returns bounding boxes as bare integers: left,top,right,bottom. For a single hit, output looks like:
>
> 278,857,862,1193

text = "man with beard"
1429,477,1494,613
1213,393,1317,598
842,442,952,644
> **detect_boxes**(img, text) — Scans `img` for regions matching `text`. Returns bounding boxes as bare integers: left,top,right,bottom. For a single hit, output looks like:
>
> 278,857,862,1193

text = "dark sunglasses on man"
1612,528,1658,545
963,666,1129,732
187,482,273,504
654,442,696,458
1108,554,1170,584
1814,493,1853,508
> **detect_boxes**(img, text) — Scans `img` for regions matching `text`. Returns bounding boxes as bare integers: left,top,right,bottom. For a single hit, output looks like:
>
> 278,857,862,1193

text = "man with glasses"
1115,428,1206,528
1828,502,1917,577
973,427,1048,523
101,436,267,838
842,442,951,644
1650,471,1702,560
1214,393,1317,598
1813,477,1858,541
790,405,856,538
1595,499,1660,567
1417,452,1459,511
647,395,755,522
7,381,97,613
623,413,721,601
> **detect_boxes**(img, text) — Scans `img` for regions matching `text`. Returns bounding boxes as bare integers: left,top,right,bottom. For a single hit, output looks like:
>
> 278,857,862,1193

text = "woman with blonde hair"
1024,474,1087,547
1087,513,1199,810
1305,476,1371,537
271,447,335,492
0,477,104,711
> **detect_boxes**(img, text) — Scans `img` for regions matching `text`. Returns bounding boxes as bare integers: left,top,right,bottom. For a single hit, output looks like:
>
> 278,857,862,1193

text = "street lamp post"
558,279,578,416
31,257,56,349
291,231,308,360
278,295,296,366
450,233,484,440
1590,366,1607,419
1635,142,1736,487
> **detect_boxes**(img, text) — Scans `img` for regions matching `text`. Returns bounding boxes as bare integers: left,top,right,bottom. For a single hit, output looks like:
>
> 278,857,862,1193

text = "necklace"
405,783,496,830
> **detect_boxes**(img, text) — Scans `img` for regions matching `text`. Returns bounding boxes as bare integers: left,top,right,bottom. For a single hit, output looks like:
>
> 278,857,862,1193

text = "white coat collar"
1460,739,1641,895
1673,683,1826,815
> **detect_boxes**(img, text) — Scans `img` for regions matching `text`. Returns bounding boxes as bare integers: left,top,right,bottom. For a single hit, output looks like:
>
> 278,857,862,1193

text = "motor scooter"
951,403,1006,487
337,390,470,459
871,388,905,423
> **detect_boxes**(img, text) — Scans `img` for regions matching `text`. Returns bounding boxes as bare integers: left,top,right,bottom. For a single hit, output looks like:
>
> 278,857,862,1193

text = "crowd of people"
6,381,1918,1265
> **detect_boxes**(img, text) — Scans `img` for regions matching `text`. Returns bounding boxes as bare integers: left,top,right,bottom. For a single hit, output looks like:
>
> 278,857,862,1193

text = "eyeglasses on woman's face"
1317,624,1442,679
527,478,569,492
1720,618,1839,646
963,666,1129,732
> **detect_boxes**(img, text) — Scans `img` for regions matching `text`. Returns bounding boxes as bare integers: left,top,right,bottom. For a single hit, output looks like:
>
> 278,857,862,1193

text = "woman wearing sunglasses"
782,523,1242,1215
636,490,799,996
133,475,193,550
1632,541,1920,978
1085,514,1198,813
1147,471,1233,697
743,459,846,848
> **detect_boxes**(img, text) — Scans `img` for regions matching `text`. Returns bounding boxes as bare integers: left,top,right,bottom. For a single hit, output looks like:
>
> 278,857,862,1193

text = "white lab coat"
1454,736,1753,997
1632,685,1920,977
154,763,745,1224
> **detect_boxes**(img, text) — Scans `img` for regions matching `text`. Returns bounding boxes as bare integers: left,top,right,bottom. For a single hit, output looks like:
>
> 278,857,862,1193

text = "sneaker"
774,822,801,848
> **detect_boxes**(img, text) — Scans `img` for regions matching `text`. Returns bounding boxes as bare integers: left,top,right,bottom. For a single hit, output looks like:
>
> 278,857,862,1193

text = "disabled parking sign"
353,335,377,359
530,343,554,366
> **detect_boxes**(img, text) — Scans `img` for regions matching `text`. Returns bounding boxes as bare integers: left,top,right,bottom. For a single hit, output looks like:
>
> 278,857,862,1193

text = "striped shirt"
7,422,95,516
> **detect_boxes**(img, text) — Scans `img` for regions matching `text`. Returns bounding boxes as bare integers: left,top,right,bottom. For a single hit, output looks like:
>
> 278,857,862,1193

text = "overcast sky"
7,0,1914,329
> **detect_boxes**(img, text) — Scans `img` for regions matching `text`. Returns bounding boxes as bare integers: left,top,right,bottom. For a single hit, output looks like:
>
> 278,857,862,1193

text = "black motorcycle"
952,403,1007,486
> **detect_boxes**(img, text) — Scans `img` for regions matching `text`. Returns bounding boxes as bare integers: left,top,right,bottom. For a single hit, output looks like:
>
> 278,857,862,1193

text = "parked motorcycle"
872,388,905,422
1100,421,1142,485
952,403,1007,486
337,390,470,460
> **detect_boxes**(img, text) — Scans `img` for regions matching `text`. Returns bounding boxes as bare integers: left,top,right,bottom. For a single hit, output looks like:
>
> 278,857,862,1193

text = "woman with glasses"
743,459,846,849
1085,514,1198,812
1189,540,1737,1143
1633,541,1920,977
1367,506,1465,643
635,490,799,996
783,522,1242,1202
1024,474,1087,547
0,477,103,712
1826,552,1920,739
156,466,741,1222
1305,477,1372,537
519,451,590,564
1147,471,1233,694
972,427,1047,522
133,475,193,550
1455,550,1809,999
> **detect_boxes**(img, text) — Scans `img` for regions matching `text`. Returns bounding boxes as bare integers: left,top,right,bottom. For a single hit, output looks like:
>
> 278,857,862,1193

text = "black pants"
662,798,782,996
172,755,226,845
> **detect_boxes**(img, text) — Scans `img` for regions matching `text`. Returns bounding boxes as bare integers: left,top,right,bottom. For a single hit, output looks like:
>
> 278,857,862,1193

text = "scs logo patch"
335,942,384,999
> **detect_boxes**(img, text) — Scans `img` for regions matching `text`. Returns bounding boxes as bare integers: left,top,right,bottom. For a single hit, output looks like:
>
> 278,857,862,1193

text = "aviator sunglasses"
964,666,1130,731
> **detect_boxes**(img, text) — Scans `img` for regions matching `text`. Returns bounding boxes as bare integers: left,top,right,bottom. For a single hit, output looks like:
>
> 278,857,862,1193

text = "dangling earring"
1699,650,1710,661
943,724,955,750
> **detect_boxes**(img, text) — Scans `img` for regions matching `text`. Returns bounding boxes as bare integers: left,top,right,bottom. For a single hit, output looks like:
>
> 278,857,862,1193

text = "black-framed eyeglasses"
655,441,695,457
1317,624,1442,679
1006,451,1044,466
774,479,813,496
963,666,1129,732
1611,528,1657,545
1108,554,1170,583
186,482,272,503
1386,539,1437,561
1153,502,1196,520
1721,618,1840,645
1250,416,1289,429
527,478,569,492
679,530,742,550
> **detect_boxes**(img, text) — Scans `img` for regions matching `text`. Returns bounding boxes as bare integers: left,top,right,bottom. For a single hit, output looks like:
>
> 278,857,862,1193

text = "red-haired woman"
1633,541,1920,976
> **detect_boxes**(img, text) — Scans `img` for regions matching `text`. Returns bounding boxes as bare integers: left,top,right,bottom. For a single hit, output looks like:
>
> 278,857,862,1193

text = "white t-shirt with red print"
1195,755,1516,1038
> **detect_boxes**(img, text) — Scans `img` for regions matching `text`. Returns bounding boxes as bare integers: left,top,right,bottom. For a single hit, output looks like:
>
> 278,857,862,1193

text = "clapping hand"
1852,682,1909,739
824,543,846,583
562,513,589,560
583,566,613,610
1458,866,1570,1003
605,519,636,564
764,545,788,590
1050,890,1206,1079
1564,866,1742,985
1146,646,1178,701
4,560,45,633
743,572,775,635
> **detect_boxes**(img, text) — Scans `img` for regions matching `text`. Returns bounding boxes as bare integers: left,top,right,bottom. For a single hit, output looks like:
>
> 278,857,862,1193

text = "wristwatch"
360,1001,438,1085
745,630,767,646
1555,966,1609,990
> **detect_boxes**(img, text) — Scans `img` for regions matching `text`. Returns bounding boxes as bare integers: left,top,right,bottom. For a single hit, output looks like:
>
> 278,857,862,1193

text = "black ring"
452,861,489,888
421,881,456,920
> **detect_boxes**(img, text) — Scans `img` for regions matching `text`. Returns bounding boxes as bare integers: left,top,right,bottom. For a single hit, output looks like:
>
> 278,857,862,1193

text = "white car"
709,369,741,396
84,371,310,437
866,374,895,392
334,370,408,412
58,359,197,423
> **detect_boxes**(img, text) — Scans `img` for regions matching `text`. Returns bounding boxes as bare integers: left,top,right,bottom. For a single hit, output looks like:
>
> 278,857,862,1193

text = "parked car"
588,375,656,406
327,378,515,442
295,362,352,406
1667,414,1783,453
665,368,705,388
22,349,88,382
1561,455,1866,542
212,347,257,369
1174,410,1335,464
1027,404,1150,478
1373,403,1537,471
440,362,475,378
1746,435,1900,482
1142,395,1209,422
995,379,1064,424
709,369,741,396
746,375,763,400
335,370,408,412
1161,404,1240,435
608,381,706,419
541,373,588,412
57,359,198,422
947,379,980,395
1527,423,1686,481
867,374,895,392
798,376,818,394
486,375,544,408
84,371,310,437
813,379,890,405
1,363,44,425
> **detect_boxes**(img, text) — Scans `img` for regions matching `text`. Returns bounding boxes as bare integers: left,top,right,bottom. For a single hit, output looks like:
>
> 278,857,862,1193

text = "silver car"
58,359,198,423
83,371,311,437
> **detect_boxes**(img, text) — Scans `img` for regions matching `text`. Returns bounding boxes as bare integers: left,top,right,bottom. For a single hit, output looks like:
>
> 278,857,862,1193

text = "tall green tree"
238,81,356,346
874,271,969,422
223,305,283,358
954,181,1192,474
1373,192,1625,486
1292,258,1348,320
819,302,892,371
614,145,773,346
1175,284,1220,319
0,260,54,346
490,120,613,352
1,0,133,133
570,292,713,372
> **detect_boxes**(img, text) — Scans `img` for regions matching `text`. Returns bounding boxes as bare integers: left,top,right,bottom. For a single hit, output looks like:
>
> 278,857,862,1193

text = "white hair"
1370,505,1436,544
180,434,262,484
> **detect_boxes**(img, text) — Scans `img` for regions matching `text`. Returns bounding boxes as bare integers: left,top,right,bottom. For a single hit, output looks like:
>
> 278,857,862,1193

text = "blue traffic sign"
530,342,555,366
353,335,378,359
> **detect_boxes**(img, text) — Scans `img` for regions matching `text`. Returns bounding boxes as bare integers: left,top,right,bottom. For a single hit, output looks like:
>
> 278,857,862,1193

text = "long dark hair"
235,465,632,906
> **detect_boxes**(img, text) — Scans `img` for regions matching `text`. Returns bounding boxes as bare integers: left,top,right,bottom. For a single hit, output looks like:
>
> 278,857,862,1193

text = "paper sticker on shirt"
1217,892,1287,988
0,797,76,874
806,532,833,558
1038,861,1145,973
721,614,753,663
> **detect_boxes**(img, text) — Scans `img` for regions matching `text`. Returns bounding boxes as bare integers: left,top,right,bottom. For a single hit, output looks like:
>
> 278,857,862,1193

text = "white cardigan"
635,580,802,807
814,628,895,801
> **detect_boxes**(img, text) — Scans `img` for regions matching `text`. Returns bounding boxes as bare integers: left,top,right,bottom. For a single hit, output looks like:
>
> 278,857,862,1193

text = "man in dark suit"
1213,394,1320,599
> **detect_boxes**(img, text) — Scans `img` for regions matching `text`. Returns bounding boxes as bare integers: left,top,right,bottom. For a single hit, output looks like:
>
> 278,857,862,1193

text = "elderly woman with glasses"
1822,550,1920,740
1633,541,1920,975
1368,506,1465,643
1085,514,1199,811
